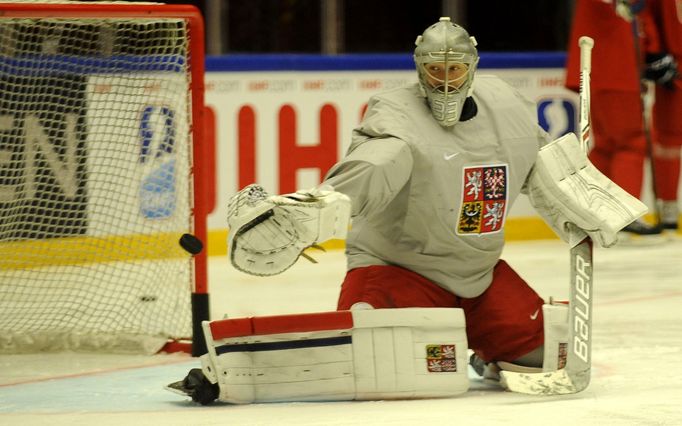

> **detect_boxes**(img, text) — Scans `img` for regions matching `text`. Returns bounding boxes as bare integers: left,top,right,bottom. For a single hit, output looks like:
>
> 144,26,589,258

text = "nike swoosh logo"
443,152,460,160
530,309,540,320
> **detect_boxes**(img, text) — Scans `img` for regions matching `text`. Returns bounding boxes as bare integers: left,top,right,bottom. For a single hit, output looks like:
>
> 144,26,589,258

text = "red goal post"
0,2,209,355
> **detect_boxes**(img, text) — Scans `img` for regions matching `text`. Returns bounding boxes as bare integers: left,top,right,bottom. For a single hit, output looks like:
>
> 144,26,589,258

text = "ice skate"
165,368,219,405
469,353,501,382
660,201,679,231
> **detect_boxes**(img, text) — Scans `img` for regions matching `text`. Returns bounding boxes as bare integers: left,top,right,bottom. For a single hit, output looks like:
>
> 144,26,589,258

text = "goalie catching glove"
227,184,351,276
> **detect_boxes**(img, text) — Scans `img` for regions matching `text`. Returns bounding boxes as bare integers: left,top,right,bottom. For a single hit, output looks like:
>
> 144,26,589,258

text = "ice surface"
1,237,681,425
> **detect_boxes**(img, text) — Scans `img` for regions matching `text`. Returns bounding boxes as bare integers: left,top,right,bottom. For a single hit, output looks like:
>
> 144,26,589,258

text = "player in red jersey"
644,0,681,229
565,0,663,235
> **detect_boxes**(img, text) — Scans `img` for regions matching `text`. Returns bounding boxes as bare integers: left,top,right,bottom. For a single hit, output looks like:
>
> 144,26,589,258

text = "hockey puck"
179,233,204,255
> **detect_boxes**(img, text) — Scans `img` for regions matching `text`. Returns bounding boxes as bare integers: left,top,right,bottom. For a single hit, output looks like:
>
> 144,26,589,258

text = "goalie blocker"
526,132,647,248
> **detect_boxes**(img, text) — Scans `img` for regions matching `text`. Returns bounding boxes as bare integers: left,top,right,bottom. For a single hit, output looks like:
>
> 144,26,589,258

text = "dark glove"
644,52,679,90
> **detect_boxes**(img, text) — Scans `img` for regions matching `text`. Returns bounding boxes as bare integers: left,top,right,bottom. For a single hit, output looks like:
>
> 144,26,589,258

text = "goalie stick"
499,237,593,395
578,36,593,154
499,36,595,395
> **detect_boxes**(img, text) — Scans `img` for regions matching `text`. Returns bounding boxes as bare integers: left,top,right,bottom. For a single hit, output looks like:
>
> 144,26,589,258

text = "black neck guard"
459,97,477,122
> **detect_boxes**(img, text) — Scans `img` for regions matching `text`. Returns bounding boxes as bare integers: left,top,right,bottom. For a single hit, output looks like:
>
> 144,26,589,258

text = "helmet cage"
415,50,477,126
413,18,479,126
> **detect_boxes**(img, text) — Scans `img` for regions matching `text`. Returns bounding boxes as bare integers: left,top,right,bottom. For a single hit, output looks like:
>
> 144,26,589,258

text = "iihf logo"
537,97,576,139
138,105,177,219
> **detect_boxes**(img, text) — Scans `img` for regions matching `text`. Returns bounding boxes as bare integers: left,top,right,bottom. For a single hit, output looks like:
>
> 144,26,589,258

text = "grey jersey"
323,75,550,298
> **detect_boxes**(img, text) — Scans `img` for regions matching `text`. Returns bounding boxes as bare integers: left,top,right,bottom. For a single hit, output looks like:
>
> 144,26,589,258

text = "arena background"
152,0,660,255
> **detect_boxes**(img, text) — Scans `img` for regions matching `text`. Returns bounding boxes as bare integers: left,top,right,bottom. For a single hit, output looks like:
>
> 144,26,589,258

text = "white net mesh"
0,9,199,353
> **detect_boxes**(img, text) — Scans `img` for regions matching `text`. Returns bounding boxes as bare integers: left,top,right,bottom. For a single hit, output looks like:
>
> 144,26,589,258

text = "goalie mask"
414,17,479,127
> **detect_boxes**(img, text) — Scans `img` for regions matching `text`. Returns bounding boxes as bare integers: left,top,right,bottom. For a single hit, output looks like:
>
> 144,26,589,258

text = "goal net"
0,2,209,354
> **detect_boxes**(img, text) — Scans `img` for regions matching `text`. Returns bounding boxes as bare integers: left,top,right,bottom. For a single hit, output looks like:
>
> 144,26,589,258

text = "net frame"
0,2,209,355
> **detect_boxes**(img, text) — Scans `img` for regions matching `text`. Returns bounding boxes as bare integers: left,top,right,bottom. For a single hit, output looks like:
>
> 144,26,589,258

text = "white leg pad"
199,353,218,384
542,302,569,371
200,308,469,404
496,301,569,377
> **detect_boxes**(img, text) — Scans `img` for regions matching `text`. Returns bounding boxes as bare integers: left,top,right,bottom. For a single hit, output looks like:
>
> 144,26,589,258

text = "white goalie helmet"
414,17,479,126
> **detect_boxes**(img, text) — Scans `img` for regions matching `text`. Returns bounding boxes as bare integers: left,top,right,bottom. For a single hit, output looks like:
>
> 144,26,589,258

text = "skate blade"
165,380,192,397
